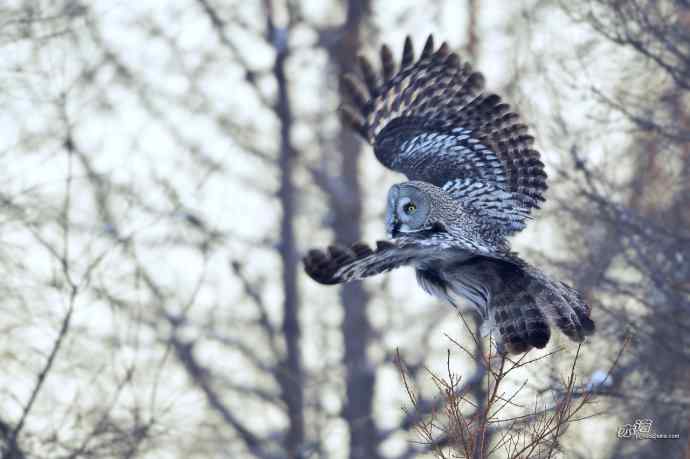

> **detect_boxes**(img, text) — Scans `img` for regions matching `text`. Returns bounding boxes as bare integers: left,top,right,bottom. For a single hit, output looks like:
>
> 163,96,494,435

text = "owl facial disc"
386,183,432,237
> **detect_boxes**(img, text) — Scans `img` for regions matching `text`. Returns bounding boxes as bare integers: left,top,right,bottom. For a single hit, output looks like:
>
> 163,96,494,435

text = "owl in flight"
304,35,594,354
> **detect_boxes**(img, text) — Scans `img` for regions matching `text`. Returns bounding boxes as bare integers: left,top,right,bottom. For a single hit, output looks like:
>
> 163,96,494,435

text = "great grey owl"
303,35,594,354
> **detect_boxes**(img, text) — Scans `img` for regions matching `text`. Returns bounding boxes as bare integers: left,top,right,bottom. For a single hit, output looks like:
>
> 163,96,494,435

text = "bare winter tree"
544,1,690,458
5,1,681,459
317,1,381,457
2,1,458,457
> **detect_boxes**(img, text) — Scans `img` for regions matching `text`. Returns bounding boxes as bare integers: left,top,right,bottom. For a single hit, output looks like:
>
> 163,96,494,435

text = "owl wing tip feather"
303,249,342,285
303,240,407,285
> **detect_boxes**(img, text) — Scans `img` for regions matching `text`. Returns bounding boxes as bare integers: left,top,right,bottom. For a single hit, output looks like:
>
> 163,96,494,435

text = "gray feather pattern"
306,35,595,355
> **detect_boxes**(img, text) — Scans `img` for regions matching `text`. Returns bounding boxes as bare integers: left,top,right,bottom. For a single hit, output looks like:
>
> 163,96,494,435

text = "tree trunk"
266,0,304,455
331,1,380,458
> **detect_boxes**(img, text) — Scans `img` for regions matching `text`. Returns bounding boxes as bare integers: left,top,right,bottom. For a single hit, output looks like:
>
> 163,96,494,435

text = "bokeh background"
1,0,688,458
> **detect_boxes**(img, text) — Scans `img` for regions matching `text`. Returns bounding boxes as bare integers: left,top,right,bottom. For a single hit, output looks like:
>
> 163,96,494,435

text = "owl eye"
403,202,416,215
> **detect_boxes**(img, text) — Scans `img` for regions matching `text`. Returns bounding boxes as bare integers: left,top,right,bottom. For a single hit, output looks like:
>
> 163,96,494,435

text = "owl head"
385,181,455,238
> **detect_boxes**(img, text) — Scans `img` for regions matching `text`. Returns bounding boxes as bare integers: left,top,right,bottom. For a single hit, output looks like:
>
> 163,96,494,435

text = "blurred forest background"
0,0,688,458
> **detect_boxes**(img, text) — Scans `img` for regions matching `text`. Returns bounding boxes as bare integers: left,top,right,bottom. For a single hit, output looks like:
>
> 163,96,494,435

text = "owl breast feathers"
304,35,594,354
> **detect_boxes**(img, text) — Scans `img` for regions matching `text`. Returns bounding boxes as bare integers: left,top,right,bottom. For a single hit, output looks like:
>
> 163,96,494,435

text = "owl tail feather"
445,257,595,354
492,261,594,354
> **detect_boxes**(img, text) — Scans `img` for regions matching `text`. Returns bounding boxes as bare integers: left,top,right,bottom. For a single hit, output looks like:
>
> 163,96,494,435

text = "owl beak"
386,207,399,238
386,185,400,238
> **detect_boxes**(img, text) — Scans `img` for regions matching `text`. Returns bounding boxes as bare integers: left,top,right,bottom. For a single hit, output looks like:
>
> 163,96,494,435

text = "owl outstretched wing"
303,240,431,284
340,35,547,235
304,236,522,285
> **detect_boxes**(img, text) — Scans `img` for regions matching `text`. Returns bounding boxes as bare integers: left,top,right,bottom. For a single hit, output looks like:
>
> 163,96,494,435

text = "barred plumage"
341,34,547,230
305,35,595,354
